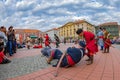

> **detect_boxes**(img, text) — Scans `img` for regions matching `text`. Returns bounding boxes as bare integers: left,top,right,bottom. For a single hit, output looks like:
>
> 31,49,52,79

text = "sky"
0,0,120,32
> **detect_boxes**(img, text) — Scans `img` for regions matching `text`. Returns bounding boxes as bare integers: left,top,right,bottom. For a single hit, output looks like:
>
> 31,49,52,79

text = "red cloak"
44,35,50,46
83,31,98,55
104,38,111,48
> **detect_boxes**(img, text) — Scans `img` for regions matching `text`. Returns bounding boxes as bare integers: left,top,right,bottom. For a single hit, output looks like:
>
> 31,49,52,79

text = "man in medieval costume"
44,34,51,48
76,29,98,65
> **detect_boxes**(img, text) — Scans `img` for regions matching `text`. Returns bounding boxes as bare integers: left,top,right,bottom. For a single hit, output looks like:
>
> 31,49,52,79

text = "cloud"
72,16,91,21
16,0,35,11
47,8,75,15
83,1,103,8
0,0,120,31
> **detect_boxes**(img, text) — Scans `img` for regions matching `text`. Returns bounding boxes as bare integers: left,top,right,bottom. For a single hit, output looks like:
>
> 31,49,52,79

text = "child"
0,42,11,64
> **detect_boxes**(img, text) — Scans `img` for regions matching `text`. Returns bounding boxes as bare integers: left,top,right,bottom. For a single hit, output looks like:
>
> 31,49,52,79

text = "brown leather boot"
86,55,94,65
85,55,91,61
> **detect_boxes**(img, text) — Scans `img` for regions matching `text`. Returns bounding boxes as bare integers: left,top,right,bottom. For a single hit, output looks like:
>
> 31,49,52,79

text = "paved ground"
0,43,70,80
0,43,120,80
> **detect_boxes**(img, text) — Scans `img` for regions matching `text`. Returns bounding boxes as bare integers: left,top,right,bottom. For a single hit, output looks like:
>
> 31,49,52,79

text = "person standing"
12,30,17,53
102,28,110,53
97,27,104,51
38,37,43,45
0,26,8,55
103,28,109,40
104,36,111,53
76,29,98,65
44,34,51,48
63,38,66,44
26,36,31,49
54,34,60,48
7,26,14,56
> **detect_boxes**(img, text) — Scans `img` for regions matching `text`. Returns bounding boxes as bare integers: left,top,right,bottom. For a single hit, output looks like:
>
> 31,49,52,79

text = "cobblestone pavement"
0,43,72,80
1,43,120,80
8,45,120,80
0,50,49,80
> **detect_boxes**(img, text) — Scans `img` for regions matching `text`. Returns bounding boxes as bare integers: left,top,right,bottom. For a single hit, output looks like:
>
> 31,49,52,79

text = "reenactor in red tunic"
76,29,98,65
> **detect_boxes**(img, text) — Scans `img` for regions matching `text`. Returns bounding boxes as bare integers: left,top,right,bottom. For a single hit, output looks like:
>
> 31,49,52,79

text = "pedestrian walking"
54,34,60,48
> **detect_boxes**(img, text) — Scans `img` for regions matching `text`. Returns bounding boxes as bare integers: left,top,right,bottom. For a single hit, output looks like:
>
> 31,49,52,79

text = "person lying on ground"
41,41,86,68
41,47,52,57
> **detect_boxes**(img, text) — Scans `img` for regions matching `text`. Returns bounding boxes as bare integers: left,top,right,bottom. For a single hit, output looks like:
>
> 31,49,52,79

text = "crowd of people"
41,28,112,67
0,25,112,66
0,26,17,64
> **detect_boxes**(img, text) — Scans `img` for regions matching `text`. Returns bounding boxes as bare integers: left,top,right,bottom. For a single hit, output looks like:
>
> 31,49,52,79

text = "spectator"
97,27,104,51
0,26,8,55
0,42,11,64
7,26,14,56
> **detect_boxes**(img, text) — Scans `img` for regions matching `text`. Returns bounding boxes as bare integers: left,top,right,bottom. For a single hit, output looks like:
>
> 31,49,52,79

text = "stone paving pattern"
0,43,120,80
0,43,70,80
0,49,50,80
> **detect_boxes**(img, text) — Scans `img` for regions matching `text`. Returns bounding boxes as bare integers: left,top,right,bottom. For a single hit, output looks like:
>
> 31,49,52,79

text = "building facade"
58,20,95,41
96,22,119,38
15,29,43,43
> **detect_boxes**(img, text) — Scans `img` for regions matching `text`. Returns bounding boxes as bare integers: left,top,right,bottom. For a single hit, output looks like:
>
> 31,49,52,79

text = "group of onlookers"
97,27,111,53
0,26,17,64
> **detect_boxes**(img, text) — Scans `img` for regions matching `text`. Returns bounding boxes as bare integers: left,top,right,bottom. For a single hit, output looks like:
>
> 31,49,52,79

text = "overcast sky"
0,0,120,32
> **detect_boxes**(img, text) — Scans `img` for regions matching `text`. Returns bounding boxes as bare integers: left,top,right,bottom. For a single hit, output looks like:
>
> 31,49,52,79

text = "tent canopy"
30,35,38,39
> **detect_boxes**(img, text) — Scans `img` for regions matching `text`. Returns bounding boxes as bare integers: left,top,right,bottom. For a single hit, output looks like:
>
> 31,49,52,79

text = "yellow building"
58,20,95,40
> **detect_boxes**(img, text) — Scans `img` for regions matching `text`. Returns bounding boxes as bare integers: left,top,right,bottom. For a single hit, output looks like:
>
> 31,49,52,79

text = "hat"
79,41,86,48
